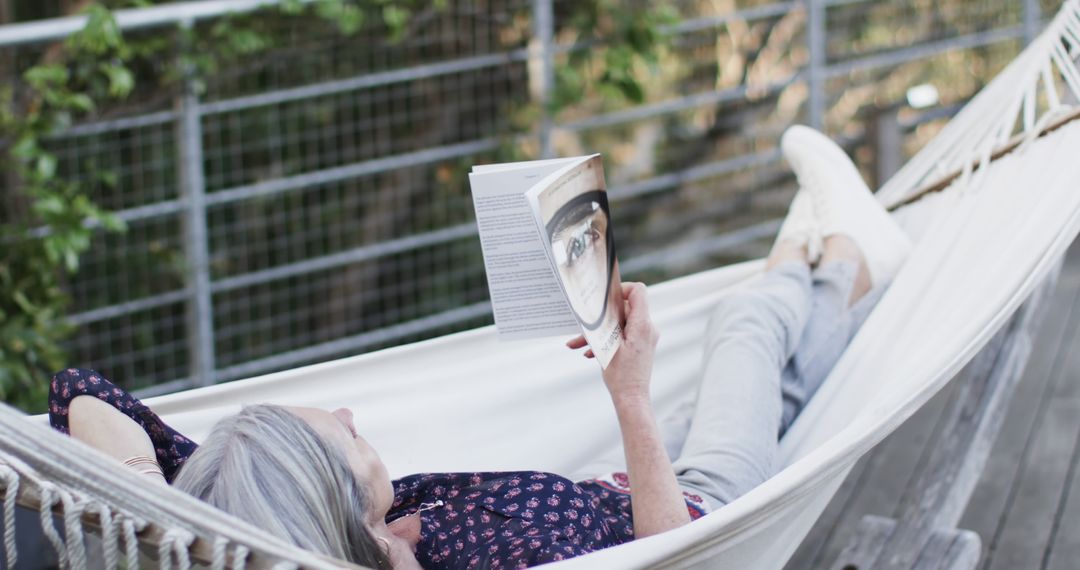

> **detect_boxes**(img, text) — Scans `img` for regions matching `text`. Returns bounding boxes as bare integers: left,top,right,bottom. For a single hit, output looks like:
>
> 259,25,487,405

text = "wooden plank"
796,241,1080,570
1046,403,1080,570
829,516,981,570
911,529,980,570
791,381,958,569
828,264,1055,570
832,515,895,570
784,449,876,569
868,269,1056,570
986,399,1080,570
959,247,1080,564
983,264,1080,570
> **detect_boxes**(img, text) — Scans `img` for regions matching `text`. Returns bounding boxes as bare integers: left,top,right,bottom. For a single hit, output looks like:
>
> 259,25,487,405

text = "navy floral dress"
48,369,707,568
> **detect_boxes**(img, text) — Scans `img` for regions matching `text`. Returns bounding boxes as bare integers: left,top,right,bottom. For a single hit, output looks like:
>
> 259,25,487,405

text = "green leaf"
12,291,34,314
279,0,305,15
32,196,65,217
11,137,39,161
68,231,91,253
63,250,79,273
99,212,127,233
101,63,135,98
382,5,410,39
67,94,96,113
36,154,57,179
336,5,365,35
71,5,123,55
99,170,119,188
23,65,68,89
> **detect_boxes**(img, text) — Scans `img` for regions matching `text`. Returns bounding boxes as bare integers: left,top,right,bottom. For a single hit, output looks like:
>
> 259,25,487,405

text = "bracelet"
122,455,164,479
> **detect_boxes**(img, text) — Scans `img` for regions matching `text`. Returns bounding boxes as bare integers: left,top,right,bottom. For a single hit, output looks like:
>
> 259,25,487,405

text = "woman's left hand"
566,281,659,405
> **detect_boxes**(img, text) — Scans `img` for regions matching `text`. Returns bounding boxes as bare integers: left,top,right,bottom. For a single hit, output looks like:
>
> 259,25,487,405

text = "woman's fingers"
565,335,588,349
620,281,659,346
567,334,594,357
622,282,651,327
567,283,653,358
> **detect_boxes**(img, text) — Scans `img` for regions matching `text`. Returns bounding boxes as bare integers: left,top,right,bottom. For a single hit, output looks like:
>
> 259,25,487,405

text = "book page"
525,155,624,368
469,163,579,340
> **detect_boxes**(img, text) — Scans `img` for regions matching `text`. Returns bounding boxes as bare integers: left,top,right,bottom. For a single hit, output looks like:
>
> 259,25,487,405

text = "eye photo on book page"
524,155,624,368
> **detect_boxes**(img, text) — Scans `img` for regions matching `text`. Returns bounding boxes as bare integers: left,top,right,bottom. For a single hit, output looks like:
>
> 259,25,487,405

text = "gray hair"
172,405,392,568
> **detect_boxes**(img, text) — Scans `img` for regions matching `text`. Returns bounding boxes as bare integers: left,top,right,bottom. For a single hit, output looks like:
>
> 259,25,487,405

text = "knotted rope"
0,464,20,569
36,482,68,568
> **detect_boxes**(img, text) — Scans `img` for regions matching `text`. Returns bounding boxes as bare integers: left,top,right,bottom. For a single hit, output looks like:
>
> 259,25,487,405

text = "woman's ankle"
820,235,871,305
767,239,810,270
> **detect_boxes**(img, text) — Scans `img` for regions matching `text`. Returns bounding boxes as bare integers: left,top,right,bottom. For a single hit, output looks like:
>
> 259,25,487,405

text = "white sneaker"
780,125,913,286
774,190,822,263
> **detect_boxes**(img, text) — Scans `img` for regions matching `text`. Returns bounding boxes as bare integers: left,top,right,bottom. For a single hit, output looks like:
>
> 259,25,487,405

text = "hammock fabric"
4,1,1080,568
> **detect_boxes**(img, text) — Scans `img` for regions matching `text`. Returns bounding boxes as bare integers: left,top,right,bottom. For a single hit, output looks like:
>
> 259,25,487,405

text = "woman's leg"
779,235,886,434
673,235,887,509
671,257,813,509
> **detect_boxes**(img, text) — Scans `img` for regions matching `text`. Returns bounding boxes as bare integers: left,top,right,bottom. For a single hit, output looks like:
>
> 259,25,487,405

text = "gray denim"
671,260,885,510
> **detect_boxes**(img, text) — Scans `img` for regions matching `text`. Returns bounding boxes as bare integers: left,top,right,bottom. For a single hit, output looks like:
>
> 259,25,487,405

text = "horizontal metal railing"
61,23,1027,328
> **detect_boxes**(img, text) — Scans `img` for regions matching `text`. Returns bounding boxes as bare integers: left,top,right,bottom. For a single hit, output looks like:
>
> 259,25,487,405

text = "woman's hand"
566,281,660,405
567,282,689,537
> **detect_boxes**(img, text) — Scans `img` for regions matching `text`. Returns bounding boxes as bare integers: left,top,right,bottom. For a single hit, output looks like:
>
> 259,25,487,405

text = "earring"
376,536,391,556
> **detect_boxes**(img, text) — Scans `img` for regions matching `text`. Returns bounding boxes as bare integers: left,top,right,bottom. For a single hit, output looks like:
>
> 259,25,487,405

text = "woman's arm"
68,395,167,484
49,369,197,481
567,282,690,538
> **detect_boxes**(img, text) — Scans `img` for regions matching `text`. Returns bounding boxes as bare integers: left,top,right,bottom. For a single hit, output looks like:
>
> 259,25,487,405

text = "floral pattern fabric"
47,369,707,568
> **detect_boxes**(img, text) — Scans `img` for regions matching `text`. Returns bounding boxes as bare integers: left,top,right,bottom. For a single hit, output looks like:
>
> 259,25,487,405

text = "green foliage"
0,5,132,412
555,2,679,109
1,0,462,411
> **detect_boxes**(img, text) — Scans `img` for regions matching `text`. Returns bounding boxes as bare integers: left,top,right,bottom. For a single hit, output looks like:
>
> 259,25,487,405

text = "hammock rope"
84,501,120,570
880,0,1080,209
232,544,251,570
2,1,1080,568
0,464,18,569
120,514,144,570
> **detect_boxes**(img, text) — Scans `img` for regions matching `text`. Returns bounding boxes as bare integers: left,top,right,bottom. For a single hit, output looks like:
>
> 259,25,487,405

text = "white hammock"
5,1,1080,568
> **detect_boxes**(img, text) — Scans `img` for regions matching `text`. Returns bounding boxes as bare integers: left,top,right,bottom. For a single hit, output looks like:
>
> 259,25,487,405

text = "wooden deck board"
783,380,958,569
1046,400,1080,570
976,251,1080,570
986,399,1080,570
785,448,876,568
789,239,1080,570
959,252,1080,568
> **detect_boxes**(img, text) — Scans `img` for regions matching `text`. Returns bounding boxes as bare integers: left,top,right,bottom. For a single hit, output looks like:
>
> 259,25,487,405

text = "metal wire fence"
0,0,1056,396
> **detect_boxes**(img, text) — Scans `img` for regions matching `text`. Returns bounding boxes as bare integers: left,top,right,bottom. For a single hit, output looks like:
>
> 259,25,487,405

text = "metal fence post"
806,0,826,130
532,0,555,158
1023,0,1041,45
177,18,216,387
874,104,904,187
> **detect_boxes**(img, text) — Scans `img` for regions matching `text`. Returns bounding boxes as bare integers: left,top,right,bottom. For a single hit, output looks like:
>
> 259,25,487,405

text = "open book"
468,154,624,368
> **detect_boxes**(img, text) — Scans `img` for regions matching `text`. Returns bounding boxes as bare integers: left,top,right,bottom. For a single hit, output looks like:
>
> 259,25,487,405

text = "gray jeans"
670,261,884,510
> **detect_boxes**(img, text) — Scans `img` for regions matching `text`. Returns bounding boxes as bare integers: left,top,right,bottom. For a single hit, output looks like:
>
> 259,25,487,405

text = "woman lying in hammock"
47,126,911,570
